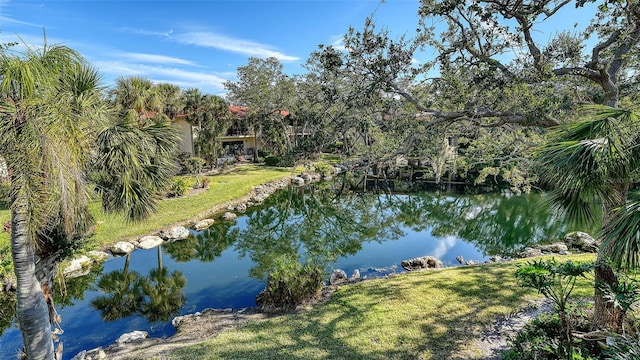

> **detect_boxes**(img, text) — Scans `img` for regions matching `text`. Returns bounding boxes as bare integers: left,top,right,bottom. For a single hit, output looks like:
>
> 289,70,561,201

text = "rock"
558,250,572,255
160,226,190,241
234,203,247,213
291,176,306,186
465,260,479,265
455,256,464,264
300,173,312,183
564,231,599,252
490,255,502,262
109,241,135,256
86,251,112,261
351,269,360,280
137,235,164,250
329,269,348,285
518,247,543,258
192,218,215,231
63,255,92,278
538,242,569,253
251,193,269,203
220,212,237,221
401,256,443,271
115,330,148,344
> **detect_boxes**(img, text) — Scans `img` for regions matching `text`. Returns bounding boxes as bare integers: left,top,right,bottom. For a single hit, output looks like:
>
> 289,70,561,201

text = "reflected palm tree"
91,254,143,321
138,246,186,322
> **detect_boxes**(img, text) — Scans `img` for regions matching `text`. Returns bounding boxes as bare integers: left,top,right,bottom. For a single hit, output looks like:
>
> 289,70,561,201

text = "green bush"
502,313,598,360
314,162,333,178
169,178,189,197
605,335,640,359
256,257,324,311
264,155,281,167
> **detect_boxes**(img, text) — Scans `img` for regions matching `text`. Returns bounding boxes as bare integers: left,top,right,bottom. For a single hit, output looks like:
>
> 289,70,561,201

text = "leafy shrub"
264,155,281,166
314,162,333,178
169,178,188,197
605,335,640,360
256,257,324,311
503,314,597,360
201,177,210,189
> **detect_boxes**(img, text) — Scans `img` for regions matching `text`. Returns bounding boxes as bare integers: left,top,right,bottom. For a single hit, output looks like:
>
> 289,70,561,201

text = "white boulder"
137,235,164,250
160,226,190,241
109,241,135,256
192,219,215,230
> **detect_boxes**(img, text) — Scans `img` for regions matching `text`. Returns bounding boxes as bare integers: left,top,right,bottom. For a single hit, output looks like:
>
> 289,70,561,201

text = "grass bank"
0,164,294,276
166,254,596,360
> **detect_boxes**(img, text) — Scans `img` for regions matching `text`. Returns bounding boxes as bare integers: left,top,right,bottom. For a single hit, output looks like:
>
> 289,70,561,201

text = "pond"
0,184,583,359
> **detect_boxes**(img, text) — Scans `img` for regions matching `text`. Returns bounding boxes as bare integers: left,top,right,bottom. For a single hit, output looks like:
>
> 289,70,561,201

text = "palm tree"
91,254,144,321
138,246,186,322
537,105,640,331
108,76,161,125
0,43,180,359
0,41,107,359
182,88,231,166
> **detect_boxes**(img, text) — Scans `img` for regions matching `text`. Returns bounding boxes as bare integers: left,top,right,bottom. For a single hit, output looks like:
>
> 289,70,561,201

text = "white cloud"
172,31,299,61
118,27,173,38
430,235,458,260
0,16,42,27
329,35,346,51
94,60,229,91
119,52,198,66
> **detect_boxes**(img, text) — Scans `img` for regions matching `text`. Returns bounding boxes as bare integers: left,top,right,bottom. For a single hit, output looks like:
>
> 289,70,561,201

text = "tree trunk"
593,242,623,331
592,181,627,331
11,200,55,360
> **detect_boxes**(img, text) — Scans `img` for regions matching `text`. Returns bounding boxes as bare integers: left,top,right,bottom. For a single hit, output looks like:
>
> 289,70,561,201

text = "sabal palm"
109,76,161,125
0,43,107,359
0,44,180,359
537,105,640,330
91,254,144,321
138,247,186,322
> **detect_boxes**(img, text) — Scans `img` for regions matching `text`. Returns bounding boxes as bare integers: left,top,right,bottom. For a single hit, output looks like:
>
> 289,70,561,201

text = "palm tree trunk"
593,246,622,331
593,181,627,331
11,200,55,360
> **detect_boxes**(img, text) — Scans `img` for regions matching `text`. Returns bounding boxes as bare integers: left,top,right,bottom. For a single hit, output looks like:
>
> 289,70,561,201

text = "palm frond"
602,191,640,270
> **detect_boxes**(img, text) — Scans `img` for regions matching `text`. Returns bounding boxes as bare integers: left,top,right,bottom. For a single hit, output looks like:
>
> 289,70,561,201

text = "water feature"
0,185,584,359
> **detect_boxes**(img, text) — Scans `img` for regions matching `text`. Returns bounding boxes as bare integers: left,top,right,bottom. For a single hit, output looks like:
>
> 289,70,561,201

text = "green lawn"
167,254,596,360
86,164,293,249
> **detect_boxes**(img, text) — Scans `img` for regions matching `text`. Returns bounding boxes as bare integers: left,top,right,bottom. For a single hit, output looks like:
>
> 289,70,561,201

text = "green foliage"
264,155,281,167
516,258,594,359
182,89,231,165
605,335,640,360
184,157,205,175
502,314,598,360
169,178,189,197
516,259,593,313
0,181,9,209
314,162,333,178
255,256,324,311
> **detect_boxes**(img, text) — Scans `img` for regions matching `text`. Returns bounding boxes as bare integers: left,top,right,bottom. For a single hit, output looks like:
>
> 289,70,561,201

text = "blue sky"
0,0,424,95
0,0,597,97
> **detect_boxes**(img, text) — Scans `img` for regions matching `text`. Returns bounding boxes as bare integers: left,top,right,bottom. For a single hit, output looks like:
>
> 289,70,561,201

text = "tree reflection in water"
0,184,586,336
91,246,186,323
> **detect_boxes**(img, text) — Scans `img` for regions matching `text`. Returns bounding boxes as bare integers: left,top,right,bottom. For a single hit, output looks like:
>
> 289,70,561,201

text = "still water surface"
0,186,581,359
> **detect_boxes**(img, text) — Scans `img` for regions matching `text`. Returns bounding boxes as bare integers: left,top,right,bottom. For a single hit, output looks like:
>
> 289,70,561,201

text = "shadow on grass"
172,263,539,360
